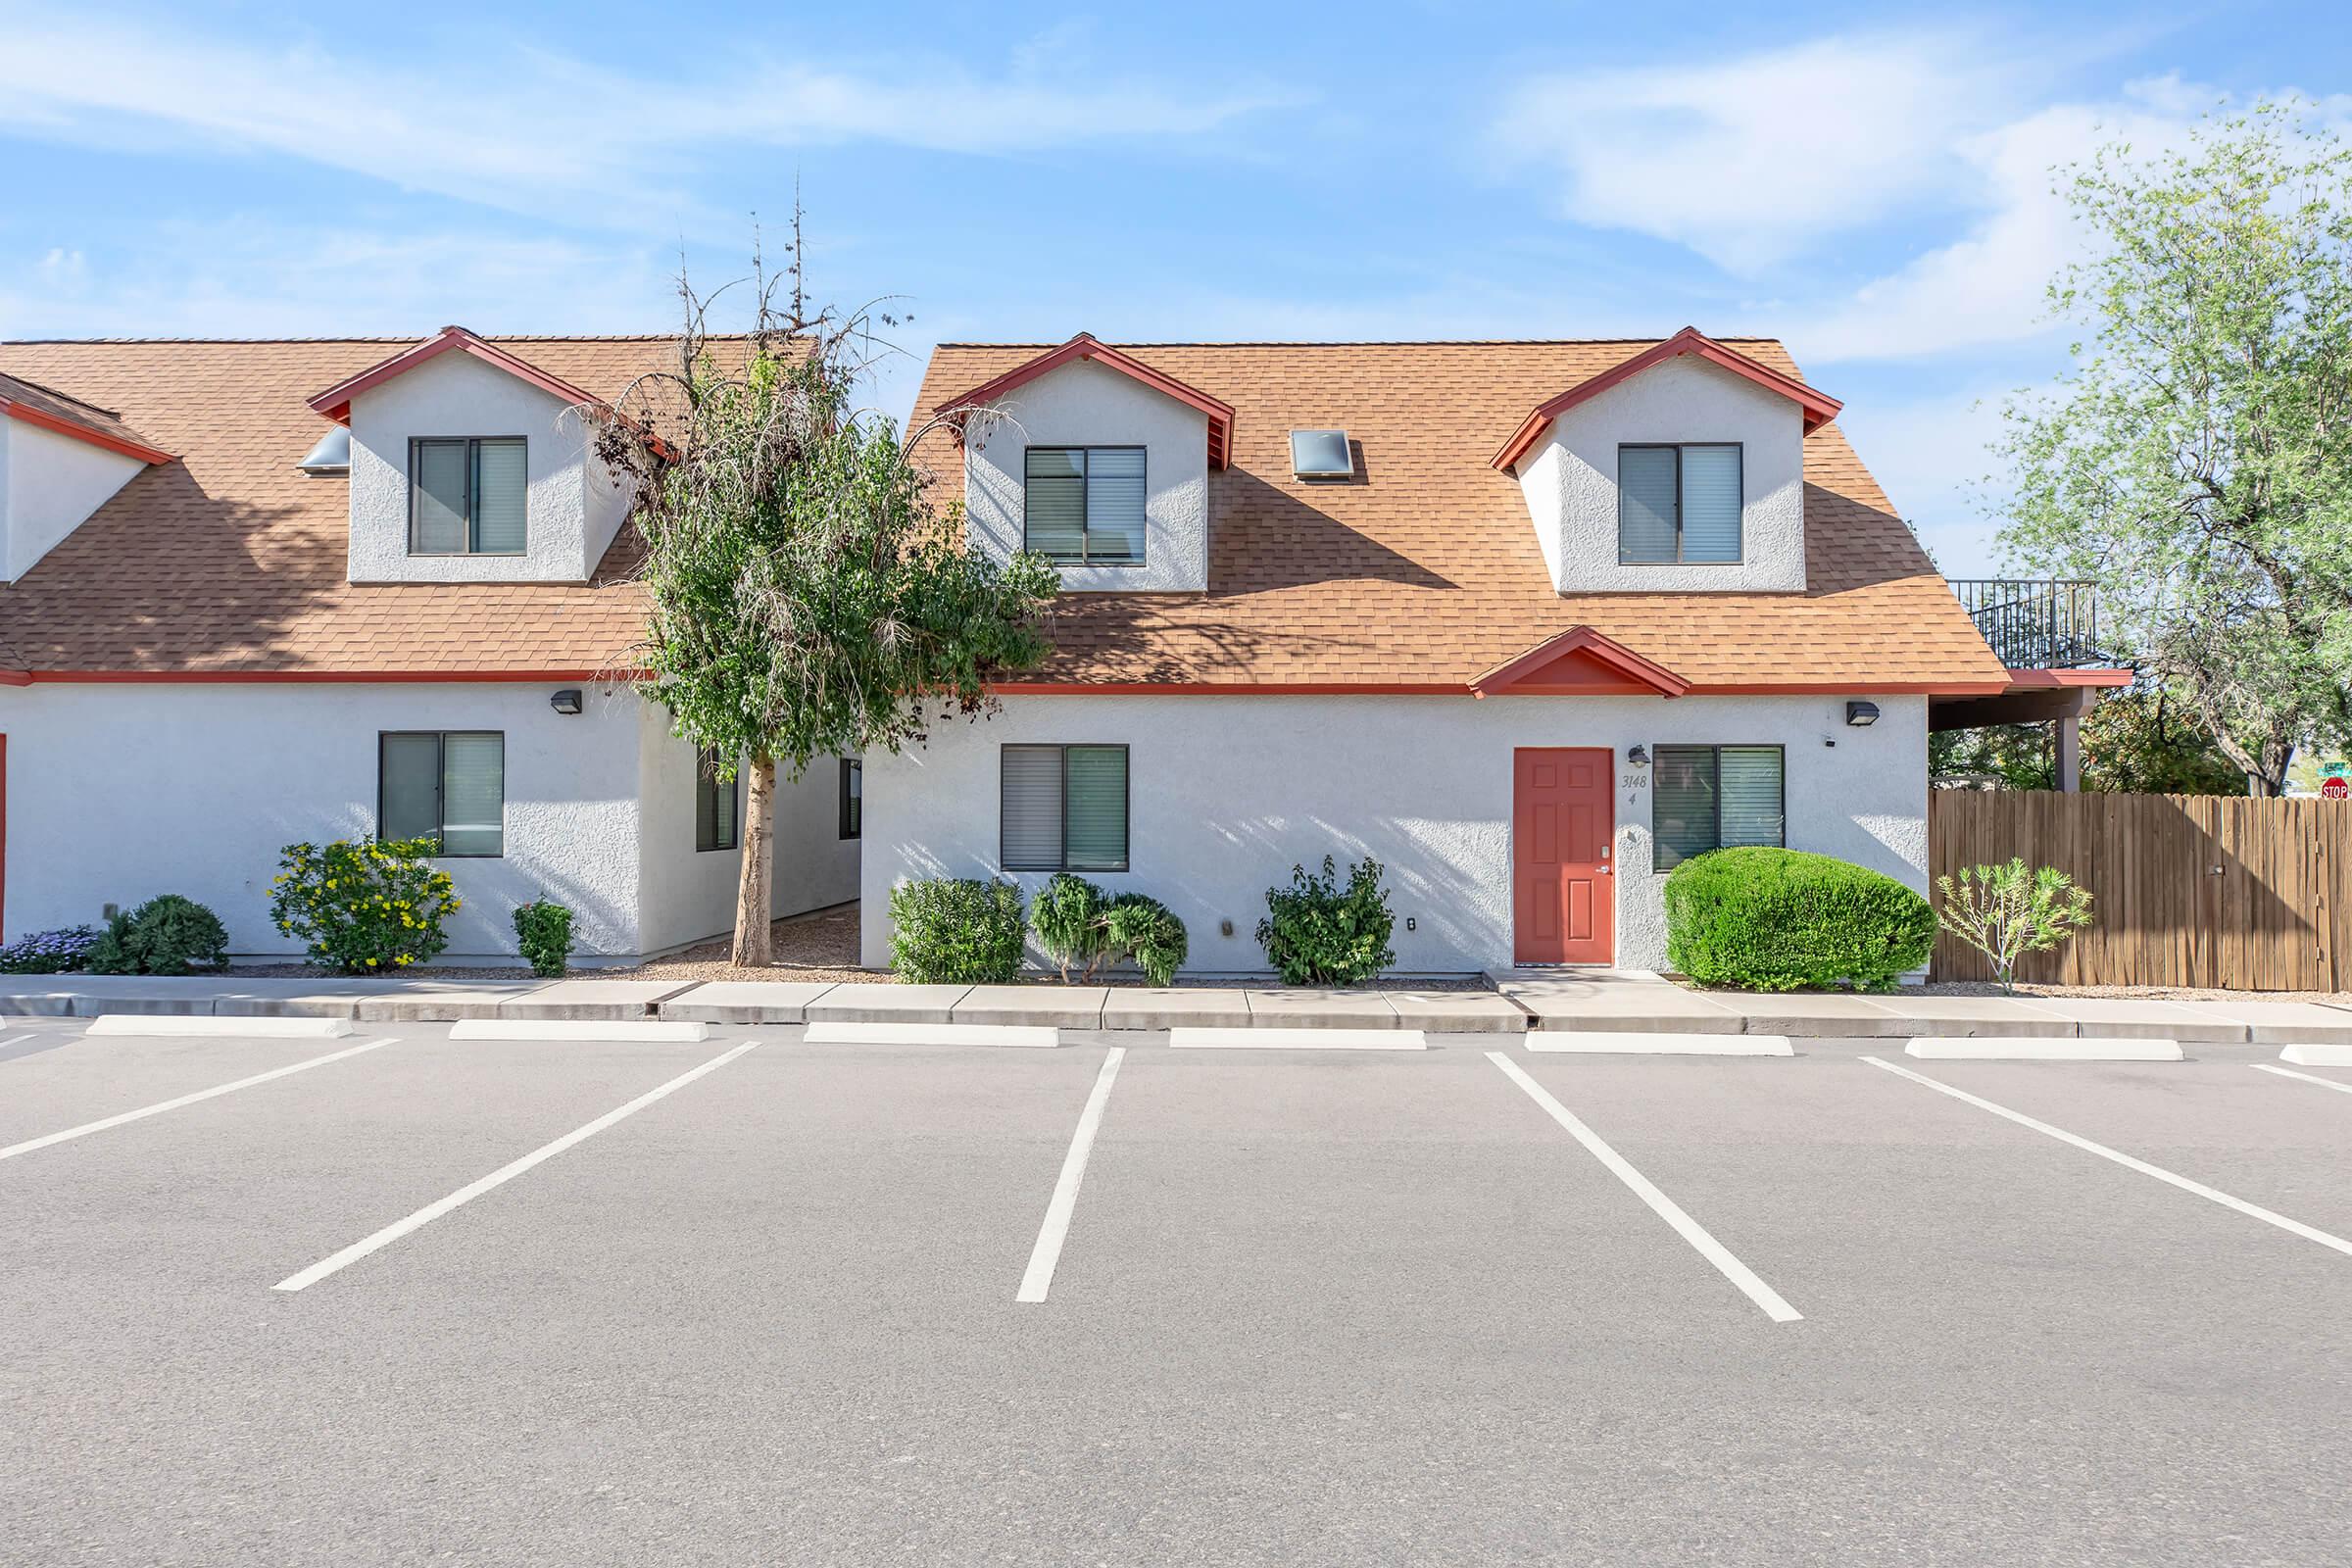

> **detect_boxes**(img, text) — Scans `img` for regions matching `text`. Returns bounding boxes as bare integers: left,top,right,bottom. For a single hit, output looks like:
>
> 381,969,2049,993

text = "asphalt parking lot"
3,1018,2350,1565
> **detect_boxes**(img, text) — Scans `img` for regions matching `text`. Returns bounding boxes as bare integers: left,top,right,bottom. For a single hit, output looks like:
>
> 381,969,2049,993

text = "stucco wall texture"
3,416,147,583
1517,355,1808,595
860,693,1928,974
0,683,858,960
964,358,1211,593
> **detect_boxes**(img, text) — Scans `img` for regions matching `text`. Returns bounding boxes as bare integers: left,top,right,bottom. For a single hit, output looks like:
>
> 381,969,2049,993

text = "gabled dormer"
308,327,634,585
0,372,173,583
1494,328,1838,596
941,333,1233,594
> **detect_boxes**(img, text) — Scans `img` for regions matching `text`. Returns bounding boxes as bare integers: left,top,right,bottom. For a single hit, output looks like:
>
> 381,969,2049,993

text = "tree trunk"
731,756,777,967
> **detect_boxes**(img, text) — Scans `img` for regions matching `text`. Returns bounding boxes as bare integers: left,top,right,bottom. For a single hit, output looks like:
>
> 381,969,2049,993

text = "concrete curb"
1522,1031,1794,1056
804,1022,1058,1049
84,1014,355,1039
1905,1036,2184,1062
2279,1042,2352,1067
449,1019,712,1043
1170,1027,1428,1051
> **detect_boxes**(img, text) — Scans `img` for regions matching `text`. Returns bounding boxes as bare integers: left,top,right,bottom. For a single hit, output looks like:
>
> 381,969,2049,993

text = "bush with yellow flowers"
269,837,461,974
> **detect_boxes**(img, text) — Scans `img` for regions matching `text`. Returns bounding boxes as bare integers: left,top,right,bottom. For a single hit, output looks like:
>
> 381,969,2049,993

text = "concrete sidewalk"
7,970,2351,1042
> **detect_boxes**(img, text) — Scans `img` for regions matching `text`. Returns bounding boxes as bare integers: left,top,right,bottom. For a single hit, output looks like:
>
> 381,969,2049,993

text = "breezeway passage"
5,1016,2352,1565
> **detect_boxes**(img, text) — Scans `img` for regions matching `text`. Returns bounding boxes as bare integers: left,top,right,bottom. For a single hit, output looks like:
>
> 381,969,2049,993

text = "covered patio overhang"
1930,667,2134,791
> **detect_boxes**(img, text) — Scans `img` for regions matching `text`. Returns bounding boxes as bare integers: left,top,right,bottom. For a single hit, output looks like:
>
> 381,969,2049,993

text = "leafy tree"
1931,683,2248,795
595,227,1058,965
1993,103,2352,794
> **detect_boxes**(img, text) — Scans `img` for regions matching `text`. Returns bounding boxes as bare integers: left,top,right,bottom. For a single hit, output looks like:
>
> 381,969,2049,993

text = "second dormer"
1494,328,1839,596
309,327,634,585
944,334,1233,594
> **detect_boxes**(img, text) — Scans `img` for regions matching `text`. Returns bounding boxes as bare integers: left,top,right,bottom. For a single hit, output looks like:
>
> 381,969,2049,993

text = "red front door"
1513,747,1614,964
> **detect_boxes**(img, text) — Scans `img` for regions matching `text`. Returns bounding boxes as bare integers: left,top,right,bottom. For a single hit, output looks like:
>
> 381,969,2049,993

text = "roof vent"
296,425,351,475
1290,428,1352,479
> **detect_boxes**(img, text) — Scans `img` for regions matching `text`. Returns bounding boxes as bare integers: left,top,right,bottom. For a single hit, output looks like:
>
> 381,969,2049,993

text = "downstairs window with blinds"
695,750,740,853
1001,745,1129,872
1618,443,1741,564
1024,447,1146,565
410,436,527,555
379,731,506,858
1651,745,1784,868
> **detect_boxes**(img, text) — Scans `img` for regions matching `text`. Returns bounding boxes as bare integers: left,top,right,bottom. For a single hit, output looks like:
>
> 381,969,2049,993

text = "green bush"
1026,875,1192,985
1030,873,1111,980
84,895,230,976
1255,855,1396,986
1935,858,2094,994
1102,892,1189,987
1665,846,1935,992
513,899,576,978
269,838,461,974
890,877,1025,983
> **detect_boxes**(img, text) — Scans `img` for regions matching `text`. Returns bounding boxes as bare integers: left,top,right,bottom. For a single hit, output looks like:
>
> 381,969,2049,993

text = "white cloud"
1494,32,2031,273
0,13,1298,225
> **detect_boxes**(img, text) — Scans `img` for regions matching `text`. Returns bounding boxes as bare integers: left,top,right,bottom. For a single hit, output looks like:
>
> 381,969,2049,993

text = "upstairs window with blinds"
411,437,527,556
1024,447,1146,565
695,750,740,853
1651,745,1784,868
1001,745,1129,872
379,731,506,858
1618,443,1741,564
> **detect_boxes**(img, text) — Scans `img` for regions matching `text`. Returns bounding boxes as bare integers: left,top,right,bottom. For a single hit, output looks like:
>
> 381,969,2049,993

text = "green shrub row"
1664,846,1935,992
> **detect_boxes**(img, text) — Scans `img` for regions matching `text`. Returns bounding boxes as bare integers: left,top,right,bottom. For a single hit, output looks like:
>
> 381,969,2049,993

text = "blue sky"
4,1,2347,573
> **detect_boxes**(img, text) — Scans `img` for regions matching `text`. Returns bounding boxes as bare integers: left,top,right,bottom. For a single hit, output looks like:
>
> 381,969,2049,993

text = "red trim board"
1492,327,1842,471
939,333,1237,469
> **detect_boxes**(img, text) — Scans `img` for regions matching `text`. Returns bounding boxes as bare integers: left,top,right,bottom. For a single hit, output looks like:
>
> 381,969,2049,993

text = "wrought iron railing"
1948,579,2103,669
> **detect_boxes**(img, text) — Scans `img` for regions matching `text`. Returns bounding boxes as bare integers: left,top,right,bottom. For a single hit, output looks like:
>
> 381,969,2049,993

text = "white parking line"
1863,1055,2352,1259
1016,1046,1125,1304
0,1038,396,1162
2253,1062,2352,1098
0,1034,34,1050
273,1039,760,1293
1487,1053,1803,1324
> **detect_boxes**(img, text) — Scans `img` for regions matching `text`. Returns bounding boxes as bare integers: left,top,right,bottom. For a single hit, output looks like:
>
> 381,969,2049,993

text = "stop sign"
2324,776,2348,801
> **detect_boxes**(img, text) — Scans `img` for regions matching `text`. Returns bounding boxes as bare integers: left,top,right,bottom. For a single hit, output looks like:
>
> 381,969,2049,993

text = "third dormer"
1493,328,1839,596
307,327,634,585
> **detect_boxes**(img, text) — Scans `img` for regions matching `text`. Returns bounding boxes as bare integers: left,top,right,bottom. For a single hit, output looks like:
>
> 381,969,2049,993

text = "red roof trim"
0,395,174,466
941,332,1237,469
1491,326,1844,471
1469,626,1690,698
305,326,606,426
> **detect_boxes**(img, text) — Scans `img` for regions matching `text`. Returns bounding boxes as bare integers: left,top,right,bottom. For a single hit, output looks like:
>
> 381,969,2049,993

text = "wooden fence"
1928,792,2350,990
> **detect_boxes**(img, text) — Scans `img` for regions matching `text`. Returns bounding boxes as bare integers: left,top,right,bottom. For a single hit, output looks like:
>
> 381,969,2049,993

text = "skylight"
1290,428,1351,478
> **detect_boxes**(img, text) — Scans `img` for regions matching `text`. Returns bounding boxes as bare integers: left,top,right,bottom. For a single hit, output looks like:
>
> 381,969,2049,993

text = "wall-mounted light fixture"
1845,701,1880,728
1627,744,1650,765
550,688,583,716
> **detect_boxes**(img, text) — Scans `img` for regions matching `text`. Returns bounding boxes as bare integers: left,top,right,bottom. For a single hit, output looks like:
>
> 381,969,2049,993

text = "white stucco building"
0,331,858,961
862,329,2023,973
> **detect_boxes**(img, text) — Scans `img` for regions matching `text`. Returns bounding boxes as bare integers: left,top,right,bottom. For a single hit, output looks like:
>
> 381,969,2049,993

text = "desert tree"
592,221,1057,965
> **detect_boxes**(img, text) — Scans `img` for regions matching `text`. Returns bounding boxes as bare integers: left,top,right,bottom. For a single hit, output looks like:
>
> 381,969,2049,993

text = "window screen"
696,750,740,853
410,437,526,555
379,731,505,857
1024,447,1146,565
1001,745,1128,871
839,758,861,840
1650,745,1783,868
1618,444,1742,564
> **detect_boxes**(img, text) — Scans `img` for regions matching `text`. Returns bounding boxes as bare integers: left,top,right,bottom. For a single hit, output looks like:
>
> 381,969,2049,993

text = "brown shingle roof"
0,370,172,465
911,339,2007,692
0,337,680,675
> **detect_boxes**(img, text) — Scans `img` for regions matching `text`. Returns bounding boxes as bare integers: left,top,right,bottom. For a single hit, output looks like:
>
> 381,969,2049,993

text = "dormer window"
1618,443,1740,564
410,436,526,556
1024,446,1145,565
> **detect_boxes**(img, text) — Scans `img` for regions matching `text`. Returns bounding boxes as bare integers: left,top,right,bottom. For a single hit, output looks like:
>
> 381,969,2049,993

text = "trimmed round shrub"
1664,847,1935,992
270,838,461,974
85,895,230,976
1256,855,1396,986
0,924,104,974
1030,873,1110,980
513,899,576,978
1102,892,1188,987
889,877,1025,983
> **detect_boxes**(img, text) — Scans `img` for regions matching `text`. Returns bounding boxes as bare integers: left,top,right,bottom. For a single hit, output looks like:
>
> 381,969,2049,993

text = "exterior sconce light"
1626,745,1650,765
1845,701,1880,727
550,688,583,716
